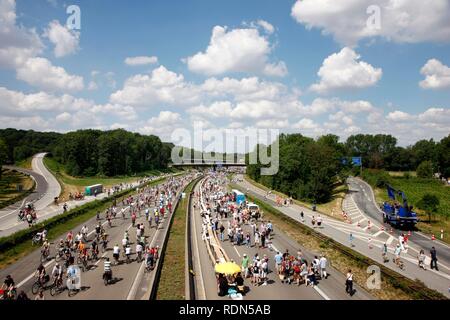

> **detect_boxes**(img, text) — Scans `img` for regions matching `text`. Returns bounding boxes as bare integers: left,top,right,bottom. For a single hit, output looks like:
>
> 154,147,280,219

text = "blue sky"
1,0,449,151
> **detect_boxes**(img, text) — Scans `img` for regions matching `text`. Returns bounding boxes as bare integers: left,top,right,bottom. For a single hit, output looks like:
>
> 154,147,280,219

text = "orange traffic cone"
431,234,435,241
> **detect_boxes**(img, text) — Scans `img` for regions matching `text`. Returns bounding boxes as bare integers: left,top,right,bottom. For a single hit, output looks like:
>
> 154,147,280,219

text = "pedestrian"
430,246,439,271
317,215,322,228
241,254,250,278
311,216,316,228
319,255,328,279
300,211,305,223
382,243,389,263
345,269,354,295
368,237,372,249
349,233,354,247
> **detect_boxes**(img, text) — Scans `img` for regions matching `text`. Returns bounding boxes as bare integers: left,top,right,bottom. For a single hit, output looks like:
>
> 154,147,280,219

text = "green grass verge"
156,178,200,300
14,157,33,170
231,183,447,300
0,176,170,269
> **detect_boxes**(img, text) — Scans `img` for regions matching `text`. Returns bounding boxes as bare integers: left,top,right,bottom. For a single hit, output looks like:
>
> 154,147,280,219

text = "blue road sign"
351,157,362,166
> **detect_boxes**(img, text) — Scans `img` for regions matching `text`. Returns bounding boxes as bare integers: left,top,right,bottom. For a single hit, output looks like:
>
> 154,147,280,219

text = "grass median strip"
231,183,447,300
156,178,199,300
0,176,170,269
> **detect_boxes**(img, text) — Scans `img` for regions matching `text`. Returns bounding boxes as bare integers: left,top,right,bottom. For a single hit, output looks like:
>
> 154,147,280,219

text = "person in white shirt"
125,246,132,260
113,244,120,263
319,255,328,279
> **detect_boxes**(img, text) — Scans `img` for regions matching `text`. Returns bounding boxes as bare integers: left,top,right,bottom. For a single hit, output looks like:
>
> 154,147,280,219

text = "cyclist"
36,263,47,287
51,263,63,287
66,230,73,247
113,244,120,264
91,239,99,259
95,223,102,239
2,275,15,299
75,232,83,246
41,239,50,258
103,258,112,283
81,225,88,241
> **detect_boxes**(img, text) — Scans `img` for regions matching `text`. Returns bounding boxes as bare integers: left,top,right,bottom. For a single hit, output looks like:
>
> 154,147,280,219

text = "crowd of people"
196,171,331,299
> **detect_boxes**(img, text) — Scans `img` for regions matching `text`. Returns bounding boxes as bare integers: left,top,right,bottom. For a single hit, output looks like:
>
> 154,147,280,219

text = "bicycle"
31,275,50,294
40,248,50,262
49,277,65,296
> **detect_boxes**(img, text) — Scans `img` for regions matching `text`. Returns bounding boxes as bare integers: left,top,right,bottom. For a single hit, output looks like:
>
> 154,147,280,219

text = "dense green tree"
417,193,440,223
0,138,8,179
437,134,450,178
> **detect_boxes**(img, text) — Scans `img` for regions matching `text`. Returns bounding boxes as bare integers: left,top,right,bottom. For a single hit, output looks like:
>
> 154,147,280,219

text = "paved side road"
191,175,374,300
236,175,450,298
0,165,48,228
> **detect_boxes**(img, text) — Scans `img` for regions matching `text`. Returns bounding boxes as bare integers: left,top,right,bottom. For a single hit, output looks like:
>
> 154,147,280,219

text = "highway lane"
348,177,450,268
0,174,192,300
190,174,374,300
235,175,450,298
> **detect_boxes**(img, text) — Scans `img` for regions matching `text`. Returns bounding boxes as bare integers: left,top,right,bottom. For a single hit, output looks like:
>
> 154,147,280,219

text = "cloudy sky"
0,0,449,152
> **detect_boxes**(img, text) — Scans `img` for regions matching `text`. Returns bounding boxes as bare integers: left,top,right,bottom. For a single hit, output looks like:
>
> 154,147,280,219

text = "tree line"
246,133,450,204
0,128,173,177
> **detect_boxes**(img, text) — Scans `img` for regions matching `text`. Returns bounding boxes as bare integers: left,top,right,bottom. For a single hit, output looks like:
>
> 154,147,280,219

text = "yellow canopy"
214,262,241,275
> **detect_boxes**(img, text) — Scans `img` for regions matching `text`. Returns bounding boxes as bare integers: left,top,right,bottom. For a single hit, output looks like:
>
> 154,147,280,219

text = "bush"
417,160,433,178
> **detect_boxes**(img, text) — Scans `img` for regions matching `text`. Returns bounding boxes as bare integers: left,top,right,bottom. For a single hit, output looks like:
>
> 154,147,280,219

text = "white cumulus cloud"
310,47,382,93
16,57,84,92
44,20,80,58
419,59,450,89
291,0,450,46
185,25,287,77
124,56,158,66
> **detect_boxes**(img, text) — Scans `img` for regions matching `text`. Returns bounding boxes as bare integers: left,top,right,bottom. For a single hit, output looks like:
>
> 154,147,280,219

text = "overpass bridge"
170,159,246,168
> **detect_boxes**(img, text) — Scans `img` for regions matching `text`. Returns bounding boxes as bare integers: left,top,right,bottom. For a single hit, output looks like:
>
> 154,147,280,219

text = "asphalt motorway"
348,177,450,268
0,175,189,300
190,175,374,300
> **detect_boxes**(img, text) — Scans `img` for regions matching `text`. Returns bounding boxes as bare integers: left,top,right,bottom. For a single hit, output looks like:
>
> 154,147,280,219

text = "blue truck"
381,185,418,229
232,189,246,205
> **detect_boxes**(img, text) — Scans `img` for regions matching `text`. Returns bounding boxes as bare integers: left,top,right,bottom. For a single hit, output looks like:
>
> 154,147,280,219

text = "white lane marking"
313,285,331,300
386,236,395,246
373,230,384,237
233,246,241,258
